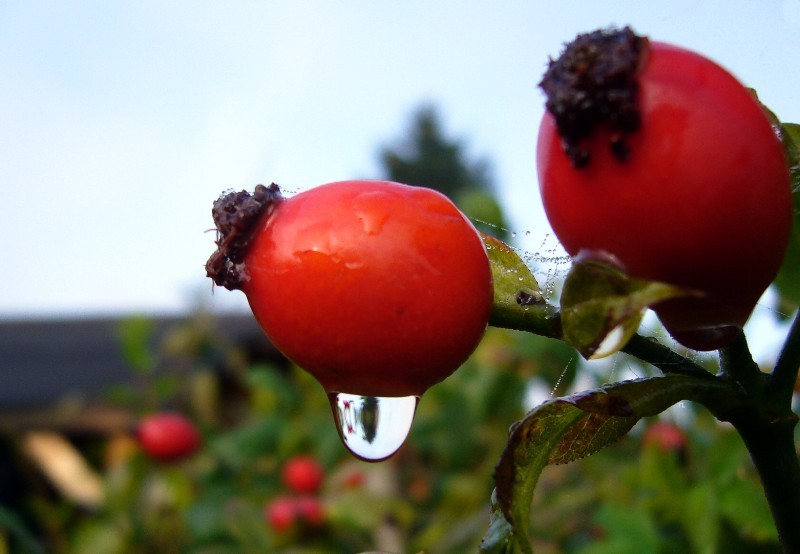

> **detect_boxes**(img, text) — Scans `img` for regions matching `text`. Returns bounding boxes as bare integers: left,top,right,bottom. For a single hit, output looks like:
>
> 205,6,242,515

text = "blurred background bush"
0,104,787,553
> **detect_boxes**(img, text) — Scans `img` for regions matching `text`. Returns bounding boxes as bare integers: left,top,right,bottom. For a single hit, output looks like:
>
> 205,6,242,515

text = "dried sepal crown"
206,183,283,290
539,26,648,168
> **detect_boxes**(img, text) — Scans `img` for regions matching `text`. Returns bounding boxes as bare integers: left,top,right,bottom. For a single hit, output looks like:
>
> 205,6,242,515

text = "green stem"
490,302,715,383
489,301,562,339
717,328,800,553
719,331,765,394
622,334,716,381
490,290,800,550
729,412,800,553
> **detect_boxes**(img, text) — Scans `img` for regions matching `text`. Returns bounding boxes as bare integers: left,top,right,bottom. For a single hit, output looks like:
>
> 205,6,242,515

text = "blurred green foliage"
1,315,783,553
3,104,794,554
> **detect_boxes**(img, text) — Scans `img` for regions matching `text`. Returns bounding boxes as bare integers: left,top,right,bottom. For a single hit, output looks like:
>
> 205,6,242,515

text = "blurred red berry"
295,495,325,527
342,470,365,490
264,496,296,533
282,456,325,494
137,412,201,462
643,421,687,453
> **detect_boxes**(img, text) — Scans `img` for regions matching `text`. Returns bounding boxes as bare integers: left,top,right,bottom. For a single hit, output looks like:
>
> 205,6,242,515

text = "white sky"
1,1,799,318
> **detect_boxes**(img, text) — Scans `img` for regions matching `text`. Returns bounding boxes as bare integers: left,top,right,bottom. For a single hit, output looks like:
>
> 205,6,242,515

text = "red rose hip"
282,456,325,495
137,412,202,462
206,180,493,460
206,180,493,397
537,27,792,350
264,496,297,533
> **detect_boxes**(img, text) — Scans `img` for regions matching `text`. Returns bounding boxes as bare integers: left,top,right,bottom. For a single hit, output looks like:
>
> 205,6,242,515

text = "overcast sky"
1,1,799,318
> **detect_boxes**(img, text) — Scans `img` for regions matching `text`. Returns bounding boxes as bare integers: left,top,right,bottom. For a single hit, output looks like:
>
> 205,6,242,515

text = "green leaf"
117,316,157,373
682,482,720,554
782,122,800,192
773,122,800,313
560,256,691,359
70,521,127,554
719,478,779,543
579,504,661,554
0,503,45,554
209,418,284,469
458,188,508,240
483,234,559,337
493,375,736,548
480,499,528,554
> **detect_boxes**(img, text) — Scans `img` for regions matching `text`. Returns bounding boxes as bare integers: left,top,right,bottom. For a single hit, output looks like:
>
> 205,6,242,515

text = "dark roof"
0,314,277,409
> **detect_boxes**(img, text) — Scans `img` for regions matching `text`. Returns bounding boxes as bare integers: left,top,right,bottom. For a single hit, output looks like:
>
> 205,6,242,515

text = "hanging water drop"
328,393,418,462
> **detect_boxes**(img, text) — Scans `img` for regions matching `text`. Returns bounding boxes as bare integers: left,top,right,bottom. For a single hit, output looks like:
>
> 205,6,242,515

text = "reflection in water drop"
328,393,419,462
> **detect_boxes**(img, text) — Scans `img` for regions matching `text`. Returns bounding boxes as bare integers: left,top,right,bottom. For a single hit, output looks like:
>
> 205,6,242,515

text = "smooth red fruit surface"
282,456,325,495
264,496,296,533
243,180,493,397
137,412,201,462
538,39,792,350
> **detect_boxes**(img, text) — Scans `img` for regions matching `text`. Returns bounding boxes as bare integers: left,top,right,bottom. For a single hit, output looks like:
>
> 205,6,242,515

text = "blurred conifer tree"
379,104,509,239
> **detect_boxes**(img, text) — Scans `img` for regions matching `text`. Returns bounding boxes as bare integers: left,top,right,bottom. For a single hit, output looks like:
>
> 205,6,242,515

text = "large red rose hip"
206,180,493,397
537,27,792,350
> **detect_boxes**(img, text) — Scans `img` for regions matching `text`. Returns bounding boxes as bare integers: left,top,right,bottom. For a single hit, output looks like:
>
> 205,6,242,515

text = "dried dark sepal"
205,183,283,291
539,26,648,168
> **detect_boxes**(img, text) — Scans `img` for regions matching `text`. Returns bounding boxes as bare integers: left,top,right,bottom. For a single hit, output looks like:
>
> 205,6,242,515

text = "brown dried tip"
539,26,648,168
205,183,283,291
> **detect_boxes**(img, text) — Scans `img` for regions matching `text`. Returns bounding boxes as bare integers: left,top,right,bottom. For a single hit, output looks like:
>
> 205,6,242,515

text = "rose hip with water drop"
206,179,493,460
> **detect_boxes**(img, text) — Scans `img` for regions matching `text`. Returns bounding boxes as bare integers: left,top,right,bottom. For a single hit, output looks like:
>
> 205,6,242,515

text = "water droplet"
328,393,418,462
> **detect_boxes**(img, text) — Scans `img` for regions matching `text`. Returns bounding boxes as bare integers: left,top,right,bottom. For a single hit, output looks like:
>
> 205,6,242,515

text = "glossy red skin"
538,42,792,350
243,180,493,397
282,456,325,495
137,412,201,462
